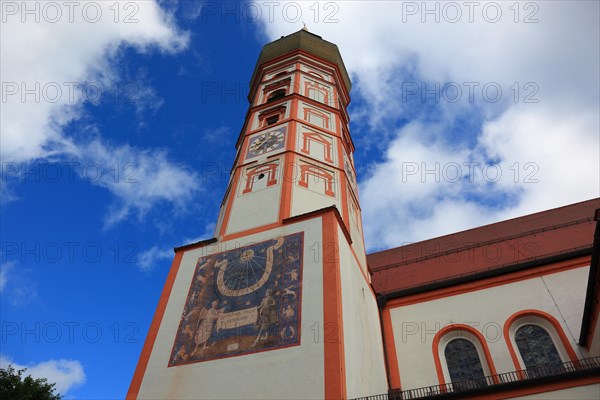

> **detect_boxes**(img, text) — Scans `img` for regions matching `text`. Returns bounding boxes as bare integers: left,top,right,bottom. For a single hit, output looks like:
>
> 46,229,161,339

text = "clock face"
248,128,285,157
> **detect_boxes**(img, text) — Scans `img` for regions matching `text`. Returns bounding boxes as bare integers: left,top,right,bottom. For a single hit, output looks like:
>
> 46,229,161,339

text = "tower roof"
250,30,351,94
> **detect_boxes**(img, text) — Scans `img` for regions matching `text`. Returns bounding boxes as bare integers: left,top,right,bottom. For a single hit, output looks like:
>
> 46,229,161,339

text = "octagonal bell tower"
128,30,388,400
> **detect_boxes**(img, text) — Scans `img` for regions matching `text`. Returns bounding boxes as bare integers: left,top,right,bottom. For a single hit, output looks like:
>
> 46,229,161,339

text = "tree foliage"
0,365,61,400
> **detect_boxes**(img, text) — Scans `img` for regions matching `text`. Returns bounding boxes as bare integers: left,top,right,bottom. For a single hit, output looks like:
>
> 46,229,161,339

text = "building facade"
128,31,600,399
370,199,600,399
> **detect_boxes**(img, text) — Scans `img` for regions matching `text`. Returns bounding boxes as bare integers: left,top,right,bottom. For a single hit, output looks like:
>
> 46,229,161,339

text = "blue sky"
1,1,598,398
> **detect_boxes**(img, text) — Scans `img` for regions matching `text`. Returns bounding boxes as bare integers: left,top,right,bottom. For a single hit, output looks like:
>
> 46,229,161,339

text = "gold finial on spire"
302,21,308,31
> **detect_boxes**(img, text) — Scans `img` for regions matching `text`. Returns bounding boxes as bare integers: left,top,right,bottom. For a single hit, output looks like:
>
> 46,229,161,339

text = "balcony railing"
353,356,600,400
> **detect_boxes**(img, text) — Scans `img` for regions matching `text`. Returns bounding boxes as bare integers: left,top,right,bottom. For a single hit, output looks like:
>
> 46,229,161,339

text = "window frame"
432,324,498,387
503,310,579,374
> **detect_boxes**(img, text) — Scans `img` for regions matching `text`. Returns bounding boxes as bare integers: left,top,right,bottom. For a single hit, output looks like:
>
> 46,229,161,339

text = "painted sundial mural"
169,232,304,366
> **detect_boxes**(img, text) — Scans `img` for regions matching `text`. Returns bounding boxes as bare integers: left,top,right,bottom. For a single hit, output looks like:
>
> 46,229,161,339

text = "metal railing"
353,356,600,400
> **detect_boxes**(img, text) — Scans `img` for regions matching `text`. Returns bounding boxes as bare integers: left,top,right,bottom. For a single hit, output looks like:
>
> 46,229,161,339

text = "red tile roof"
367,198,600,295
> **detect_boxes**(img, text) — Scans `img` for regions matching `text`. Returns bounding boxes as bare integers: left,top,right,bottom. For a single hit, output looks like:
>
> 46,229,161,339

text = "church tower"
127,30,388,399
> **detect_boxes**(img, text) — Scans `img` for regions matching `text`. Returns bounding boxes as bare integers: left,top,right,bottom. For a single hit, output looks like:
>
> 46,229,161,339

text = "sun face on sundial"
239,249,254,262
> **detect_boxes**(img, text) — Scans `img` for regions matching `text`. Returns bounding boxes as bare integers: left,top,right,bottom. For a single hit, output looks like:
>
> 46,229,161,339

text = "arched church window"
444,339,486,391
515,324,563,378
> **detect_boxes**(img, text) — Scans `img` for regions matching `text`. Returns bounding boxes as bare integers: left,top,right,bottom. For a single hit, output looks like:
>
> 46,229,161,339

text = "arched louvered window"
515,324,563,377
267,89,286,102
444,339,486,390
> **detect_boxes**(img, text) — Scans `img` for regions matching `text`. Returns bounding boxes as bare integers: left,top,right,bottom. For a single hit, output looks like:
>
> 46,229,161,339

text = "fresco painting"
169,232,304,366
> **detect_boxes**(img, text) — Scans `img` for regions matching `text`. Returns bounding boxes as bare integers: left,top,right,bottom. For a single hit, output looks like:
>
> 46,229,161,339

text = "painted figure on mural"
184,258,217,319
190,299,223,354
283,304,295,319
252,289,278,346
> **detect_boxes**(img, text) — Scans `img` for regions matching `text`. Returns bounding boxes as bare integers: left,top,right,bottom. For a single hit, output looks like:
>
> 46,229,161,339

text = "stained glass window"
515,324,563,377
444,339,486,390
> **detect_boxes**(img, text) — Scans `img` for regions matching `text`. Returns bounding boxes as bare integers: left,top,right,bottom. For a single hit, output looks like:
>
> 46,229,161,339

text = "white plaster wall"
225,161,282,235
289,171,340,218
338,226,389,398
138,219,325,399
510,384,600,399
296,100,333,132
349,222,368,277
541,267,589,345
295,124,337,165
388,266,590,391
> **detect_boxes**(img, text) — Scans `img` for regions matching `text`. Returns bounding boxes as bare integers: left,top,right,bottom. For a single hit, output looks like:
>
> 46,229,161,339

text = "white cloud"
137,245,173,271
360,107,599,249
0,355,85,395
137,224,216,271
0,261,14,293
65,139,200,228
258,1,600,249
0,261,39,306
1,1,195,227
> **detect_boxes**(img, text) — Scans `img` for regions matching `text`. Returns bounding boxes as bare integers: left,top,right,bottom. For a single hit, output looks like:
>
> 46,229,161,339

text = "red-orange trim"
298,164,336,197
385,256,590,310
279,97,299,221
242,162,278,194
381,307,402,390
304,81,330,105
126,251,184,399
503,309,580,373
301,131,334,163
222,221,283,242
289,96,299,151
302,106,331,131
322,212,347,399
432,324,499,387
